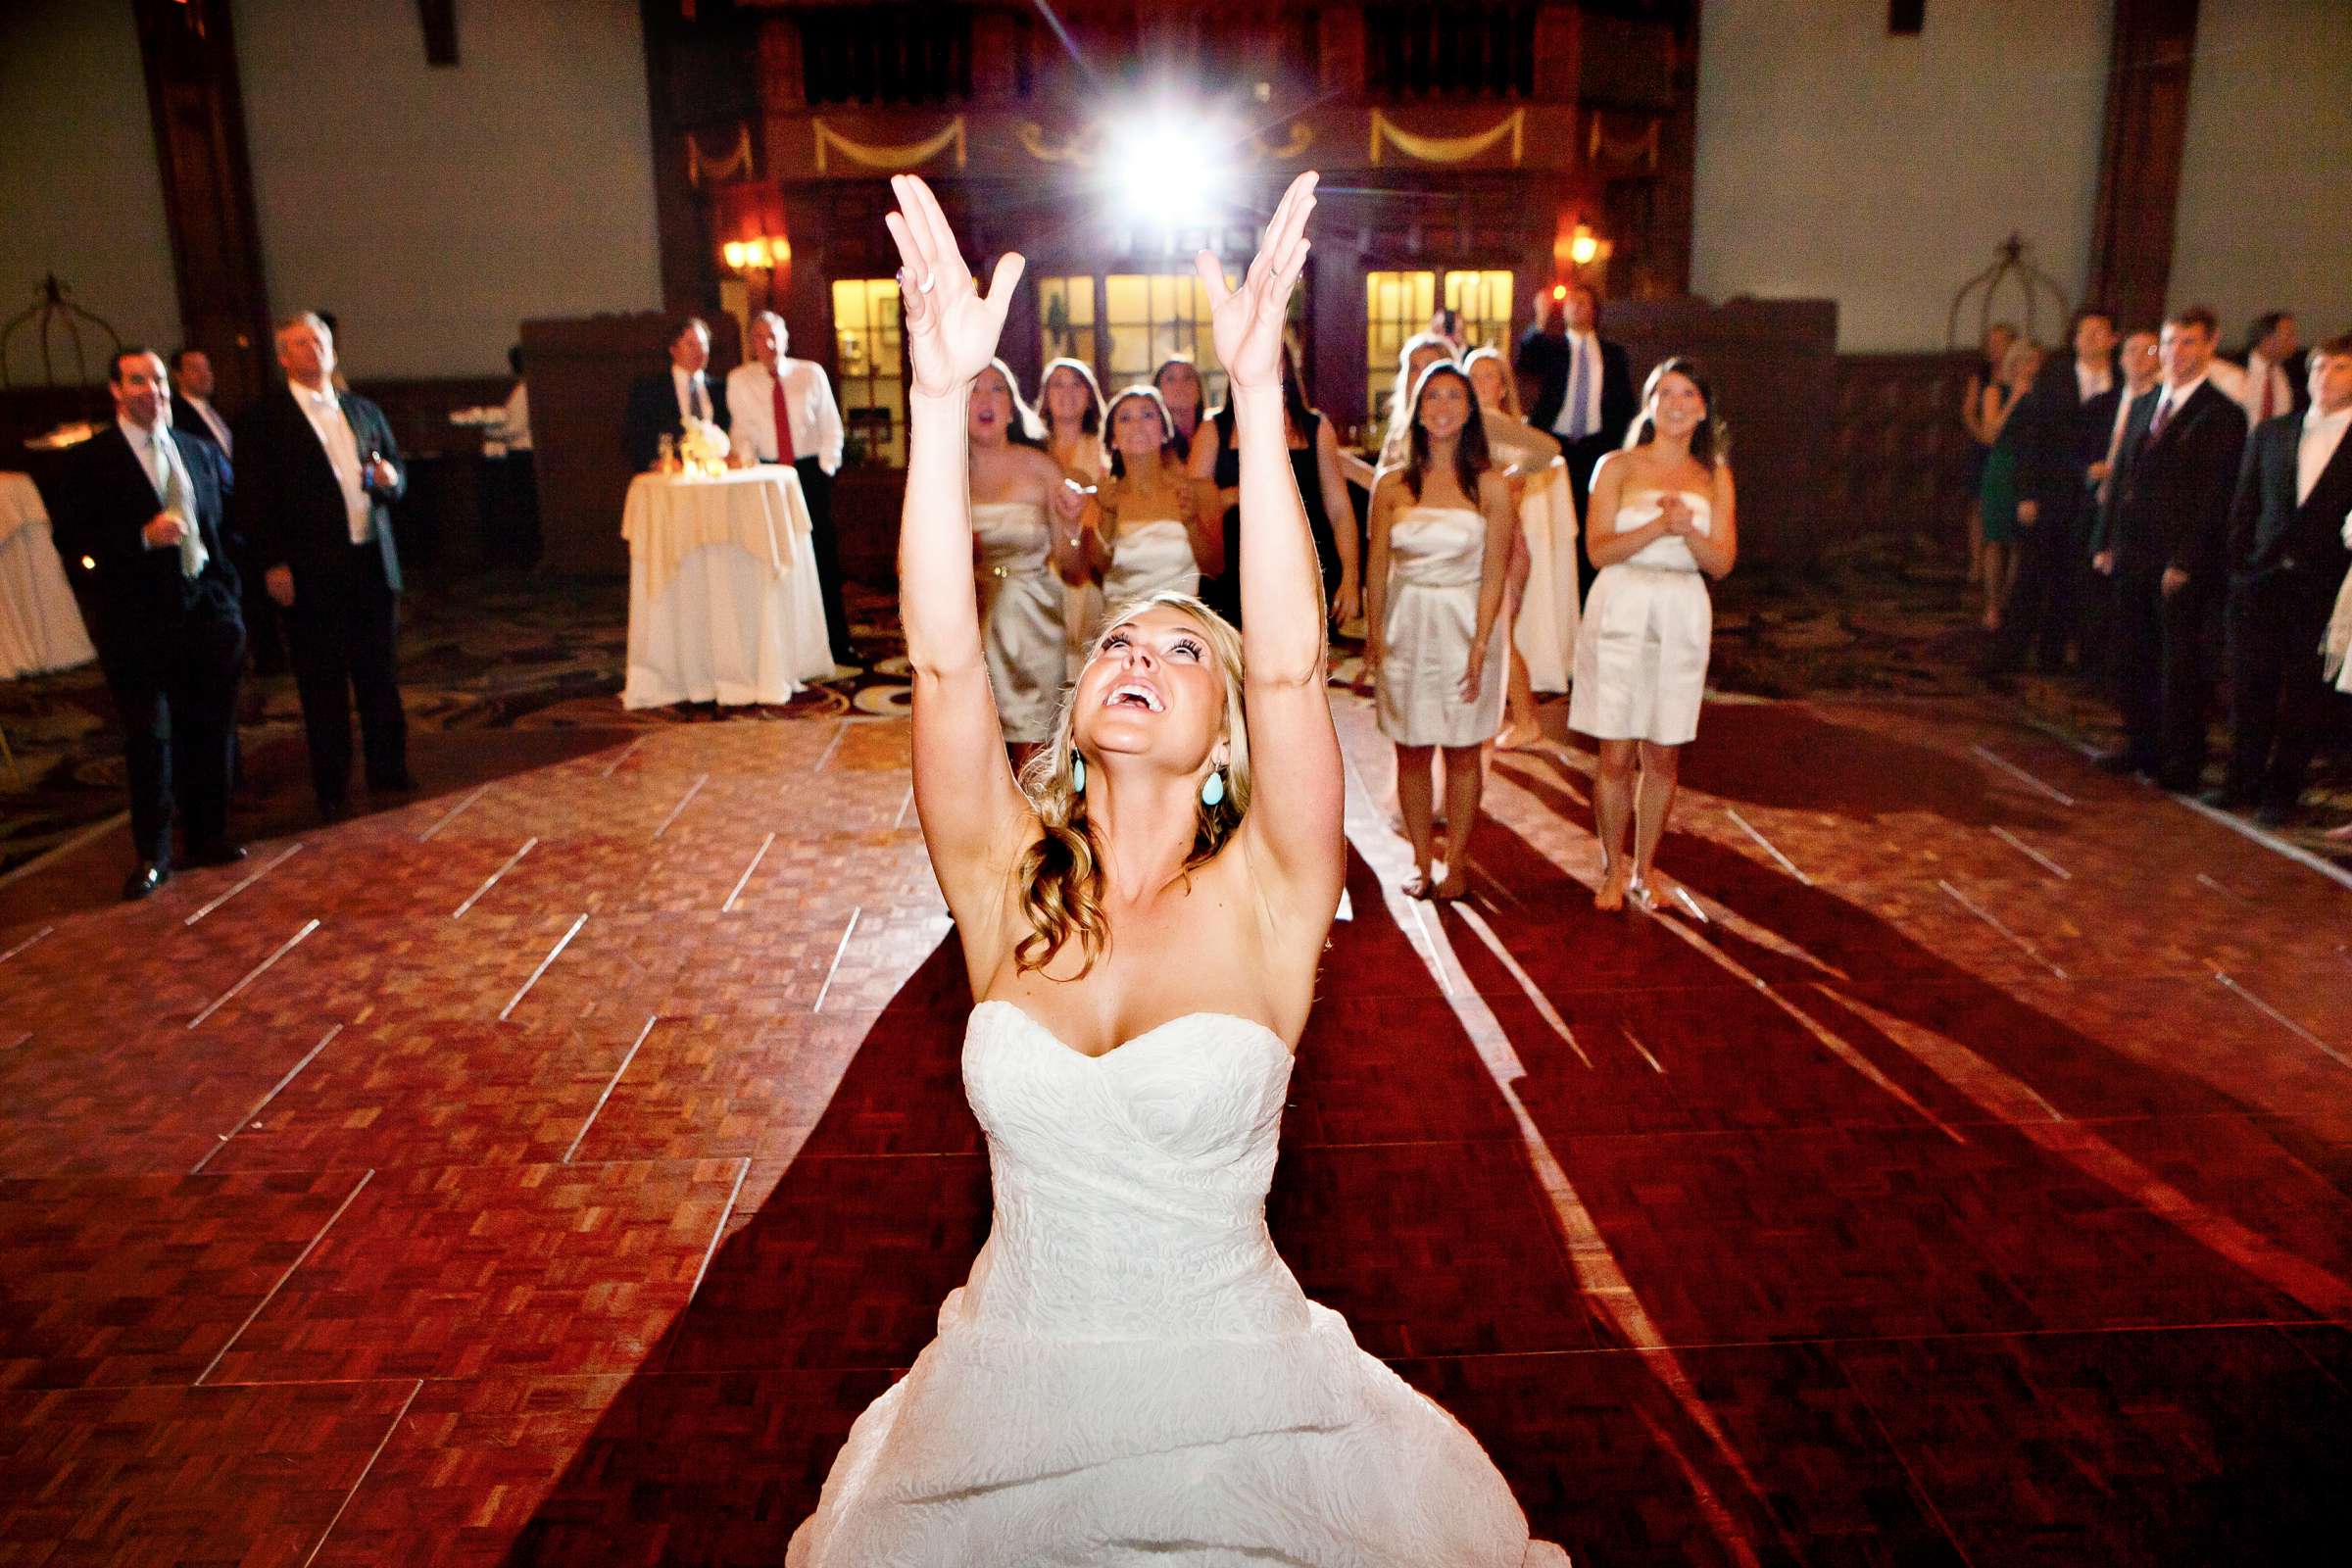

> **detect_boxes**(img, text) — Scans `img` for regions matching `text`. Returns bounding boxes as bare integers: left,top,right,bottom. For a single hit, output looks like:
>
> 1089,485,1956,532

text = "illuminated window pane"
832,276,905,466
1445,270,1516,354
1102,271,1229,406
1364,270,1437,436
1039,275,1096,368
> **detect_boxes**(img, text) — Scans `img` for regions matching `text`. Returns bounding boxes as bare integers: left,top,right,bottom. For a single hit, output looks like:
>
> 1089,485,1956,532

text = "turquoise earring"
1200,768,1225,808
1071,752,1087,795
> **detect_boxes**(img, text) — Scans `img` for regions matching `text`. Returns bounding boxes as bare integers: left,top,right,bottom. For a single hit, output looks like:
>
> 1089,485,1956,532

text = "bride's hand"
885,174,1024,398
1196,172,1317,394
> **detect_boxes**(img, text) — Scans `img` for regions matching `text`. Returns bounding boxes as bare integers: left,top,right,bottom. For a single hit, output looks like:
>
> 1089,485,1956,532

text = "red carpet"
1,693,2347,1565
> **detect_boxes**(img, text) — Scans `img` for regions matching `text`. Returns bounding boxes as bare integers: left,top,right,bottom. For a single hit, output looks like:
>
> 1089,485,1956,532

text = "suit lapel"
2299,420,2352,523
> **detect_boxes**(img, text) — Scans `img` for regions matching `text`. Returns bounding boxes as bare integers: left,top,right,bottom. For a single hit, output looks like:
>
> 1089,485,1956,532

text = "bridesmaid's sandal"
1435,872,1471,903
1593,863,1631,912
1403,870,1437,901
1495,721,1543,752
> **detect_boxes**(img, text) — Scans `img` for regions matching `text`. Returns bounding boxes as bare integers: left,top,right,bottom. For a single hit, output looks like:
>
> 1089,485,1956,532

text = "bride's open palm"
1196,172,1317,393
885,173,1025,396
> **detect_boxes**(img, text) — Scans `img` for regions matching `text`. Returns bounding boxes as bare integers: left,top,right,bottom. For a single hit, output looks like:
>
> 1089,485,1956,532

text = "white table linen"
1512,458,1581,693
0,472,97,679
621,466,834,709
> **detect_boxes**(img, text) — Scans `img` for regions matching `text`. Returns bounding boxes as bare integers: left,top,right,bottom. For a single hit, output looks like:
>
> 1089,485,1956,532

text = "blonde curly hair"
1011,591,1251,976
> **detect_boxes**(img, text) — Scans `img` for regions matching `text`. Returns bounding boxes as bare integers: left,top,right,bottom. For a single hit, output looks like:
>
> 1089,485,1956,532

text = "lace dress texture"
787,1003,1569,1566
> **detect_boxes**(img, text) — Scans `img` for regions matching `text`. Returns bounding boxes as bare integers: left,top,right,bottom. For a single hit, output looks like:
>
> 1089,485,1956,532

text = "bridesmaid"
1340,330,1455,490
1568,357,1738,911
1040,357,1107,674
1152,354,1208,463
1975,338,2041,632
1365,362,1514,900
969,360,1085,762
1466,346,1563,749
1074,385,1225,607
1191,339,1360,631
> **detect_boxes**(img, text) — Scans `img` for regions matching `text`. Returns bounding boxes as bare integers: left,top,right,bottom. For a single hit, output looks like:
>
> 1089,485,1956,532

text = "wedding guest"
1569,358,1737,911
233,312,410,820
168,349,235,460
1961,321,2021,585
1040,357,1106,673
53,349,246,899
1341,330,1454,490
2212,334,2352,823
1997,309,2120,671
1152,355,1209,463
968,360,1084,760
1428,306,1467,358
485,345,541,568
1975,339,2043,632
1365,362,1514,901
1466,345,1562,749
1072,385,1224,610
2081,327,2164,678
728,310,855,667
1516,283,1634,592
2090,305,2249,790
622,315,728,472
1190,339,1358,630
171,346,283,674
2224,311,2308,426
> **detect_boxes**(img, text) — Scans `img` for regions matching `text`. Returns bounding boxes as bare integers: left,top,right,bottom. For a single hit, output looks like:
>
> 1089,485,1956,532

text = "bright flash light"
1104,105,1231,225
1551,284,1568,301
1569,230,1600,266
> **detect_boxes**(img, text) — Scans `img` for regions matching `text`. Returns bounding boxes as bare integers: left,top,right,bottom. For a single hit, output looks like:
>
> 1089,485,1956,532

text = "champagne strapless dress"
972,500,1064,744
787,1003,1569,1566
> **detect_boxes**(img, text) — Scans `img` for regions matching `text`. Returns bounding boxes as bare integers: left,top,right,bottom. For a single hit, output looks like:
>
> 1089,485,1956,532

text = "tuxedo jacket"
1515,328,1637,446
51,423,242,653
2094,380,2248,581
2016,358,2122,512
623,370,729,473
233,385,406,601
2227,412,2352,585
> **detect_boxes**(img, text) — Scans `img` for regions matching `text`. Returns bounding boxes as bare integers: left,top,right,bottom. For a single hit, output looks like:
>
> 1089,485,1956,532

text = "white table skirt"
1513,458,1581,693
621,467,834,709
0,472,97,679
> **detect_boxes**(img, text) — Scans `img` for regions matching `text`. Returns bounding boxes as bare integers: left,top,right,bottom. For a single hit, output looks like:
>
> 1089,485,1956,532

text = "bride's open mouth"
1103,681,1163,712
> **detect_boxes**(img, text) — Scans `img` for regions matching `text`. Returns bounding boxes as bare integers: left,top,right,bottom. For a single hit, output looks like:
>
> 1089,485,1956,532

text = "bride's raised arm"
1200,173,1346,918
885,175,1037,934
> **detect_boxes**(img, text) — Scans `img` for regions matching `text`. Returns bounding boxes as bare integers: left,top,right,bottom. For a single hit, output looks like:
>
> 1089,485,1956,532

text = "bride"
787,172,1567,1566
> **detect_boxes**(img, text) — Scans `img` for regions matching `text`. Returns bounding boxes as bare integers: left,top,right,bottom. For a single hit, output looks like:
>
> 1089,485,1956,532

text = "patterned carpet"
4,543,2346,879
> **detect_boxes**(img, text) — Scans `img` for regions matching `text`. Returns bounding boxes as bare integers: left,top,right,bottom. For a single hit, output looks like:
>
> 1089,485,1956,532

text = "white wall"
1691,0,2111,353
233,0,663,377
0,3,182,369
2169,0,2352,346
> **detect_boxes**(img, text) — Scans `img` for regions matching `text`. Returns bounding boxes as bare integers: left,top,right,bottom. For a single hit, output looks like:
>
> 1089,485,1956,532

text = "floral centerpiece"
678,416,730,475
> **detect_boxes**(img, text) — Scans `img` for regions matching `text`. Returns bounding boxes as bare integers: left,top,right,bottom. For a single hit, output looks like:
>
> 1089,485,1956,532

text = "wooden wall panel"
2086,0,2201,326
1826,353,1981,555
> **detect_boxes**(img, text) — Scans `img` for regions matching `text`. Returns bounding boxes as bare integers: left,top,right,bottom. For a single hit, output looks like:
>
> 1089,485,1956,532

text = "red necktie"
771,370,797,465
2257,369,2275,422
2149,394,2173,440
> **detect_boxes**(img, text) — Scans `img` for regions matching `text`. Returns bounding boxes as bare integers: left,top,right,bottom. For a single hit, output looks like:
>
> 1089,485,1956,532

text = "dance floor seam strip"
3,693,2349,1566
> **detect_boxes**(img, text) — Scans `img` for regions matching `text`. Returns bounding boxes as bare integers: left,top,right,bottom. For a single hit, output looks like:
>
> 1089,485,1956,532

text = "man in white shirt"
52,348,248,897
168,349,235,460
2215,334,2352,822
170,346,285,673
233,312,412,819
727,311,856,666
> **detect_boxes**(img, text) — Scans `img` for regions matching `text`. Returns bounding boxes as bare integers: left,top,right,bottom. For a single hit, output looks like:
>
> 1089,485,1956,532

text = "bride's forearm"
901,385,985,675
1234,386,1324,678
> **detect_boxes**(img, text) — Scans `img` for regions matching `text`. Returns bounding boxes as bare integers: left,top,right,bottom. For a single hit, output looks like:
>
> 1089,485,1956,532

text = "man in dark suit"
233,312,410,820
1993,307,2121,672
2090,306,2251,791
169,346,286,677
2221,311,2308,427
2212,334,2352,823
1514,283,1635,589
622,315,728,472
52,349,246,899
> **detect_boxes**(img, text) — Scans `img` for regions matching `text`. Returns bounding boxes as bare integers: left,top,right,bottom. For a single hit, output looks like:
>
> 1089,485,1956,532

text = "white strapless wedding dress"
787,1002,1568,1566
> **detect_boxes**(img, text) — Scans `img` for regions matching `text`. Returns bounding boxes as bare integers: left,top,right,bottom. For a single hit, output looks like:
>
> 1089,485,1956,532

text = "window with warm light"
1365,270,1437,431
1038,276,1098,372
831,277,905,466
1103,273,1228,406
1444,270,1516,355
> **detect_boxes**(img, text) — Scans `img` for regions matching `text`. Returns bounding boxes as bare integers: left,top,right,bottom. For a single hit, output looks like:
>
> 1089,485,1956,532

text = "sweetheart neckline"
973,999,1292,1064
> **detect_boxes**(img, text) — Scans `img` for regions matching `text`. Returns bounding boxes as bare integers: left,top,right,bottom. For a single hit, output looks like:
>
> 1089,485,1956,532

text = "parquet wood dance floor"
2,693,2348,1565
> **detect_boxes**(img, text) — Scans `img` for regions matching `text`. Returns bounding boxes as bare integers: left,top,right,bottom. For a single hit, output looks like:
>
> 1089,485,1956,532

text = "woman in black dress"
1189,339,1359,629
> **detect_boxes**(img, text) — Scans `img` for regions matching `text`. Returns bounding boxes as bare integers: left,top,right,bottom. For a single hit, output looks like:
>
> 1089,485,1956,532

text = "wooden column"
2085,0,2201,327
130,0,273,407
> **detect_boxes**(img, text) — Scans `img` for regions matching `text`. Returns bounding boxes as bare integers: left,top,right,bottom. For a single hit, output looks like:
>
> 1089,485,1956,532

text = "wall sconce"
722,235,790,273
1568,225,1601,267
1552,217,1607,277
